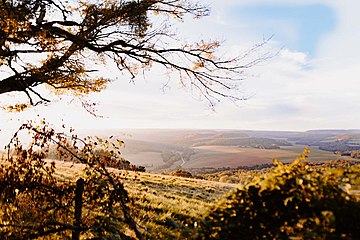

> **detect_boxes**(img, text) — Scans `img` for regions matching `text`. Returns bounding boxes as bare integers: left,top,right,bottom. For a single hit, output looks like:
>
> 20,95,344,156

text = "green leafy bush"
196,149,360,239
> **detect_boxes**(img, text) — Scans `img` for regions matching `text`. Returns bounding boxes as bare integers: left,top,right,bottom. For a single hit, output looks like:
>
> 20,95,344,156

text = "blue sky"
231,4,336,56
1,0,360,133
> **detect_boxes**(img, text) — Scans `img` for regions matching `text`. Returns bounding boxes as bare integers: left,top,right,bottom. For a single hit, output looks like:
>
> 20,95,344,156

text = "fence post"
72,178,84,240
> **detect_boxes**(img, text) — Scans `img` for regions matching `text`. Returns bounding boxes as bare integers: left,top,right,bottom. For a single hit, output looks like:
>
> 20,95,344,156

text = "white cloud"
280,49,308,65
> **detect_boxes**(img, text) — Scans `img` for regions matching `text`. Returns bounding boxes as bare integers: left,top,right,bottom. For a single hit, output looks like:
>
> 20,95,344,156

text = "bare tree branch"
0,0,271,109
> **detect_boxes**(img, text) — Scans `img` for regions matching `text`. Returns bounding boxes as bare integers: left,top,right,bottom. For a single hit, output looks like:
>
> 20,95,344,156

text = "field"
82,129,351,173
186,146,299,168
123,142,349,172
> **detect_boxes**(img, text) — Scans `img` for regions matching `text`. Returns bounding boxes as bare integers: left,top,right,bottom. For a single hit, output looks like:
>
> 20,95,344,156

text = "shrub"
0,120,143,239
170,169,193,178
196,149,360,239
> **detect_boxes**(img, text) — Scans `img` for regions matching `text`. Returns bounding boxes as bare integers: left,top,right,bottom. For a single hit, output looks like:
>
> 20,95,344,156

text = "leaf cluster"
196,149,360,239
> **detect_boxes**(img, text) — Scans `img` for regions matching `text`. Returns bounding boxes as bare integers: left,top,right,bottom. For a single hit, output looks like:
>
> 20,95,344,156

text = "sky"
1,0,360,133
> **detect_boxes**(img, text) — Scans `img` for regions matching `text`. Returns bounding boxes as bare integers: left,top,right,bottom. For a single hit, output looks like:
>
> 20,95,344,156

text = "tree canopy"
0,0,269,110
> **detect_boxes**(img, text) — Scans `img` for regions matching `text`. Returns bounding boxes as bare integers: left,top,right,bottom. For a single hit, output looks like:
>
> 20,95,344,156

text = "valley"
82,128,360,173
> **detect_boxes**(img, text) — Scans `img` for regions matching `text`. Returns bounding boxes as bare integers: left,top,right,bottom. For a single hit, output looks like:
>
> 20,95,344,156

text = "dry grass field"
41,158,237,239
186,146,298,168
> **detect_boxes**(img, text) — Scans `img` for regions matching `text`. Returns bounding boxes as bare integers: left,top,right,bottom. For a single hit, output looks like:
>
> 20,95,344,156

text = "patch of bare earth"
185,146,298,168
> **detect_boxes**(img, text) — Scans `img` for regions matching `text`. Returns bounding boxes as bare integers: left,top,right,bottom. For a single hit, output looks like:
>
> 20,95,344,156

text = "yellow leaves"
192,61,205,70
49,76,110,96
196,40,220,51
272,158,283,167
183,40,221,71
3,104,30,112
79,77,111,94
201,150,360,239
44,54,113,96
104,140,110,148
116,139,124,147
339,183,352,194
284,196,293,206
291,147,311,166
303,147,311,155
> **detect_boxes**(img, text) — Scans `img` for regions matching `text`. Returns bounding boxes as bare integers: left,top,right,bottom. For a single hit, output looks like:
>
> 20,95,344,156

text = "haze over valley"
80,128,360,173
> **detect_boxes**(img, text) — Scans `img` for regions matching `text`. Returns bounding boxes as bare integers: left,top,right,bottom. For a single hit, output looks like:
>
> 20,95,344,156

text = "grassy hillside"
39,159,237,239
51,158,360,239
124,172,235,239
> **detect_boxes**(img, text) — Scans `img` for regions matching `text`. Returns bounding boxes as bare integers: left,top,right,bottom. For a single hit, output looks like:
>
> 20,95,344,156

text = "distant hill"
289,131,360,153
306,129,360,135
57,128,360,172
190,137,292,149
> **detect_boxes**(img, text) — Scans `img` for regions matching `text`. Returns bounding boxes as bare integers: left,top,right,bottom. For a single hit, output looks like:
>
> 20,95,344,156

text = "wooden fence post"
72,178,84,240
